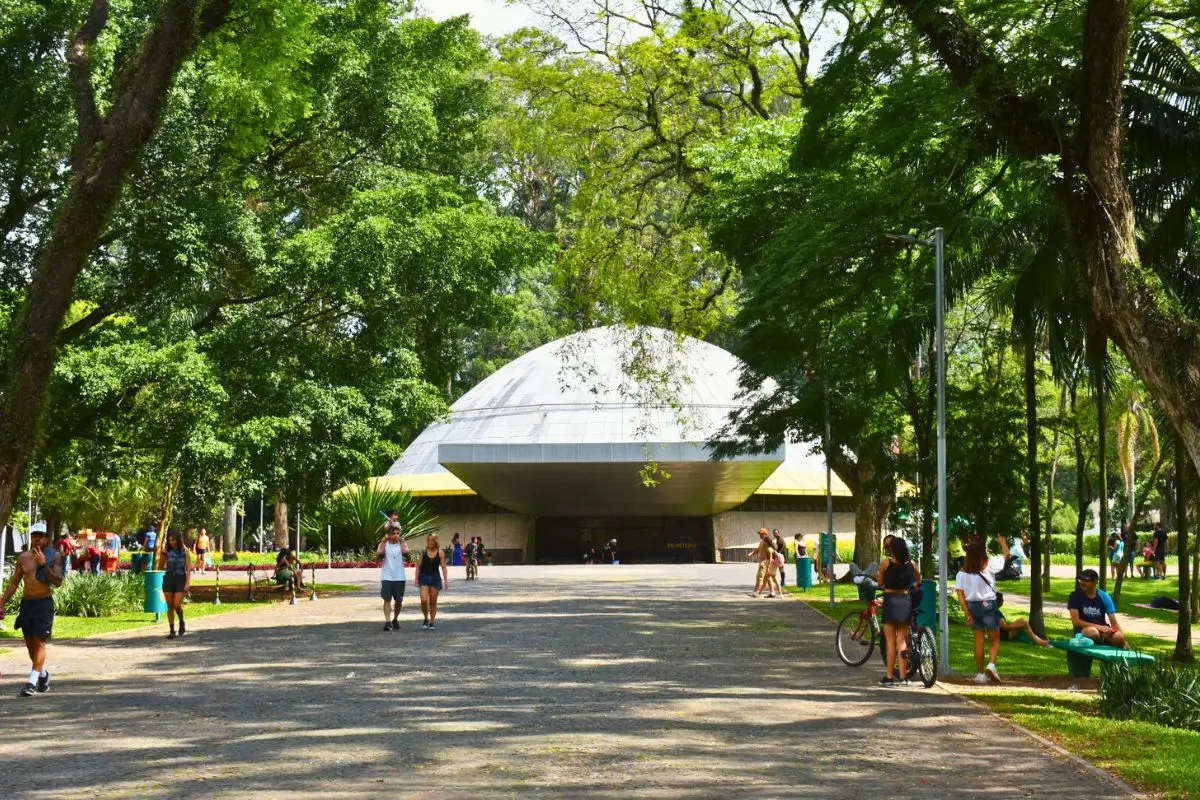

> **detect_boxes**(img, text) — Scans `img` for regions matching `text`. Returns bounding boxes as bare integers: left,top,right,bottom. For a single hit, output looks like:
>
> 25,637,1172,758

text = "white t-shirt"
381,540,408,582
956,557,1002,602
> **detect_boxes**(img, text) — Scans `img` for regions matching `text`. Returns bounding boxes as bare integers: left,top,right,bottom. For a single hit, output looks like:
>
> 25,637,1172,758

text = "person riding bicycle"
876,538,920,687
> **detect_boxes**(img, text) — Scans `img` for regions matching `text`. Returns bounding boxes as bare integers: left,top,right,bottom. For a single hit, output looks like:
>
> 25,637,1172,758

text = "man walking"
193,528,211,574
376,521,409,631
1,522,64,696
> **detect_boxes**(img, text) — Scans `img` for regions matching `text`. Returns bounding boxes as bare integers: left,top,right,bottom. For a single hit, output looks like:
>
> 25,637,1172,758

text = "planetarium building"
376,326,852,563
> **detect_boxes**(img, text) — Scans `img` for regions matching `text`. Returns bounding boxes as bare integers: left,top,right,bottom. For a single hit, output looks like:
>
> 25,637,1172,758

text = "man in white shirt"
376,523,409,631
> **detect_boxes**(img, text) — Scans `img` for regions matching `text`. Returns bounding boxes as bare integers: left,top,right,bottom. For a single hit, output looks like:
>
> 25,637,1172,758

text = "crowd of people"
1107,522,1170,580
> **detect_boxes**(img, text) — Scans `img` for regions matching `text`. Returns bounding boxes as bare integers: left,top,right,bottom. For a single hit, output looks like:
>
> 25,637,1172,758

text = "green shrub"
1048,533,1102,558
53,572,144,617
1097,662,1200,732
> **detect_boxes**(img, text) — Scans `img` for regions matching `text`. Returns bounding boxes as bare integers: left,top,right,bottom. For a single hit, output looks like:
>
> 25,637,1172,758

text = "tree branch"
67,0,109,164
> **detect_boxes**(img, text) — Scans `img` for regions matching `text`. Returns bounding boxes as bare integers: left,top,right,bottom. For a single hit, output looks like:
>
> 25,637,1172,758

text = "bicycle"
834,581,938,687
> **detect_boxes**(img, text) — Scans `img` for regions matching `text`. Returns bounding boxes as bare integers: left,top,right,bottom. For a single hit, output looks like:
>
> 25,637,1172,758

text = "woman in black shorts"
876,538,919,687
157,530,192,639
417,533,449,629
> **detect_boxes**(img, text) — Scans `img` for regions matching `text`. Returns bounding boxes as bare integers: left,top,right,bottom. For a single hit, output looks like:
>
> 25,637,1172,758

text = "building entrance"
535,516,712,564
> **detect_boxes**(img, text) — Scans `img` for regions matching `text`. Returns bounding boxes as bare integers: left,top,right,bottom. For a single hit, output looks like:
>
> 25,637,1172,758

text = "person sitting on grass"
997,612,1051,648
1067,568,1127,649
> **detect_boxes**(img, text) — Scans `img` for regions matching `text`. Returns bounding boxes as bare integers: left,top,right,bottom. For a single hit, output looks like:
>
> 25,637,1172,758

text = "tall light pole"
890,228,950,676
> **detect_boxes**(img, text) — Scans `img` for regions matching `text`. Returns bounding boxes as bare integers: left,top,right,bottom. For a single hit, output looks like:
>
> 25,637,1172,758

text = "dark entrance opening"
535,516,712,564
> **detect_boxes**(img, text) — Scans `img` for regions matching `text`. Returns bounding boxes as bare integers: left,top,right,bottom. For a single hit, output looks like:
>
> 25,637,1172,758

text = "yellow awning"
369,473,476,497
753,466,852,497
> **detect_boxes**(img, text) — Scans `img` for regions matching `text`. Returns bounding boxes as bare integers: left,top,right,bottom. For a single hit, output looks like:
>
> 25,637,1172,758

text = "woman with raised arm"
157,530,192,639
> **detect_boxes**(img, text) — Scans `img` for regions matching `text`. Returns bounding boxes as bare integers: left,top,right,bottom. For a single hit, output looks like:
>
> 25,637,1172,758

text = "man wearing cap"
0,522,64,696
1067,569,1127,649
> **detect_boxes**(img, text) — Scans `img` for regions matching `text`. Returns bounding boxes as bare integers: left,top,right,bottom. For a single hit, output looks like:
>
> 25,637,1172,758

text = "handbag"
981,571,1003,608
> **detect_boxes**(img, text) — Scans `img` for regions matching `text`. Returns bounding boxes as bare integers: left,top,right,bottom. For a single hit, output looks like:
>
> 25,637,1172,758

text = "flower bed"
117,560,382,570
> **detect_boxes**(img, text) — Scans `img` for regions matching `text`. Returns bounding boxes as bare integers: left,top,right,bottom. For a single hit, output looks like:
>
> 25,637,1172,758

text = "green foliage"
51,573,145,618
1098,662,1200,732
316,481,438,552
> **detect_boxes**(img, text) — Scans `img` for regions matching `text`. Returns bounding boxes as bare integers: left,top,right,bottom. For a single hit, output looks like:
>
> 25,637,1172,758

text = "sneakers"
878,676,896,687
390,620,399,631
19,683,37,697
422,619,429,629
167,630,177,640
178,624,186,637
985,663,1002,684
974,673,988,684
36,672,50,693
383,622,393,631
428,622,437,630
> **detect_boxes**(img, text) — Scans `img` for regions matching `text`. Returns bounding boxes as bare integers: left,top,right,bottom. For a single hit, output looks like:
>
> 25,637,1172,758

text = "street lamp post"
890,228,950,676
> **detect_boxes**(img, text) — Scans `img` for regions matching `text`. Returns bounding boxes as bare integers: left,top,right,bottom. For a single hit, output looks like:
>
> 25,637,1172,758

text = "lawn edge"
785,590,1147,799
948,688,1148,800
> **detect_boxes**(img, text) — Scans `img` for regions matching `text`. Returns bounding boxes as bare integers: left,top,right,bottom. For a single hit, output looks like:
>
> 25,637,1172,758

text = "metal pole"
935,227,950,675
259,489,265,553
0,525,8,630
825,376,835,611
327,524,332,571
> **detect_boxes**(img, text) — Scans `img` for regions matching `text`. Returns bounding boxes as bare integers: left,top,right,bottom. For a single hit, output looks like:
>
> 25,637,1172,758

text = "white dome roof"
388,326,747,477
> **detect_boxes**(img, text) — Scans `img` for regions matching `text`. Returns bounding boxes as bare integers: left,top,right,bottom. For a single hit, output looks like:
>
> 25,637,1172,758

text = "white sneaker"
974,673,988,684
986,663,1002,684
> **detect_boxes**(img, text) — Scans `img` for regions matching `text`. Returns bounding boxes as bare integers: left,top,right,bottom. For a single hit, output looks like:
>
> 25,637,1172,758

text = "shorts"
15,596,55,640
881,592,911,624
381,580,406,602
1154,546,1166,561
162,573,188,593
418,572,443,591
195,548,207,559
967,599,1001,630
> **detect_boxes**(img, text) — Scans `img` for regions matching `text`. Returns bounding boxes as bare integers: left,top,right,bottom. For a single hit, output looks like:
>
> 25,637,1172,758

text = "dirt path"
0,566,1135,799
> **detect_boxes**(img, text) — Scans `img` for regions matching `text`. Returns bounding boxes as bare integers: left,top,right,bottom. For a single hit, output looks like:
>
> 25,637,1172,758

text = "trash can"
796,556,813,589
143,570,167,619
913,578,938,627
131,552,153,573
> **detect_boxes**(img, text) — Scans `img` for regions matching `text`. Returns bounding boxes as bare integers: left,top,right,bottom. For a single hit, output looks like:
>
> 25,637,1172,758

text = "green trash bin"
914,578,938,627
131,552,153,573
143,570,167,620
796,556,813,589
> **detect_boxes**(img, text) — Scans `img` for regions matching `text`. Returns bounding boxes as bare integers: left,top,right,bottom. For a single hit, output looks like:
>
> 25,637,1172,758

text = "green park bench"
1050,637,1156,678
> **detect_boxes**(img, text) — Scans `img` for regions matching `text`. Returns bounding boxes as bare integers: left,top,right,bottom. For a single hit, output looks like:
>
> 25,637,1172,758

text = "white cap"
29,521,47,534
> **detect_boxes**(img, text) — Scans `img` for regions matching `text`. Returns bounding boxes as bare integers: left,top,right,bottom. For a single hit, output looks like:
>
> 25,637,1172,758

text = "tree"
1173,433,1193,662
0,0,315,532
881,0,1200,495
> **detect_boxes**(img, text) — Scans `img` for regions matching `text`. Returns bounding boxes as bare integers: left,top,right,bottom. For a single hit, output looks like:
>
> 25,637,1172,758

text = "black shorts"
881,592,912,624
16,596,55,640
163,573,187,593
380,580,406,602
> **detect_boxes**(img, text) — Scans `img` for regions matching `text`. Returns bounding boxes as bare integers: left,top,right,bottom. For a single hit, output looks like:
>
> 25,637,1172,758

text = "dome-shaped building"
376,326,852,563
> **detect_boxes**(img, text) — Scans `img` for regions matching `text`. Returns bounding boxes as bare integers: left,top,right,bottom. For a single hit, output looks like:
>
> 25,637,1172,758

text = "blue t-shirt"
1068,588,1115,629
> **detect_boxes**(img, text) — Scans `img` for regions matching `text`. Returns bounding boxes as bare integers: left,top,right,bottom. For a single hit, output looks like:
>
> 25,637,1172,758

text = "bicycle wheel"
835,610,876,666
911,626,938,687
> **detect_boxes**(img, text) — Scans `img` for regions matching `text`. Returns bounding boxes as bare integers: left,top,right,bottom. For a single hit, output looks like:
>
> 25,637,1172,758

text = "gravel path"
0,566,1133,799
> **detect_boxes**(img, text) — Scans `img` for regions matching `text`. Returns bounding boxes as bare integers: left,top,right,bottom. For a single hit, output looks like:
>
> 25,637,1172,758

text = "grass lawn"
188,578,356,593
789,586,1174,676
972,690,1200,800
1005,575,1194,625
0,599,270,641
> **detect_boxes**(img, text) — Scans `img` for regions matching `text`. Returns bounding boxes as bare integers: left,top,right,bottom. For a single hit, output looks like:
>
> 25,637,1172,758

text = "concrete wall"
712,510,856,552
434,513,533,563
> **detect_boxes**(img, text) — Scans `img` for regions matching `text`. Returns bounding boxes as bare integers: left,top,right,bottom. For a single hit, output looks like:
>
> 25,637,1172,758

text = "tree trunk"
0,0,234,538
1044,385,1067,590
156,469,180,561
1023,324,1044,636
1071,383,1090,578
222,499,237,559
1097,371,1110,590
1174,435,1193,662
273,496,289,550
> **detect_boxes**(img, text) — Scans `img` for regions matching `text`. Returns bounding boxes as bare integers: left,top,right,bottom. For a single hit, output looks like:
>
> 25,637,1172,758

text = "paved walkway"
0,566,1133,799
